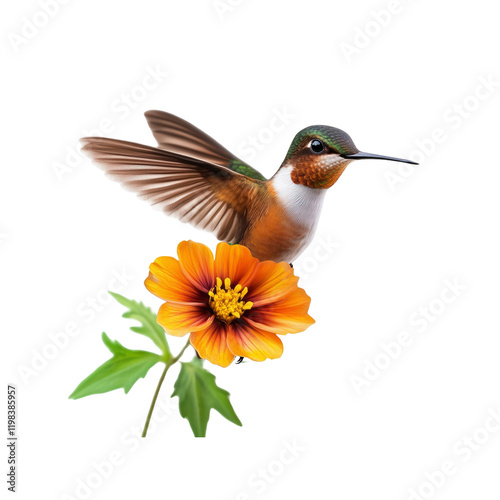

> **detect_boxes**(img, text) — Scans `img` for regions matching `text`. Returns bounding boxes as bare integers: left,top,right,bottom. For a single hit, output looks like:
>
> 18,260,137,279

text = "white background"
2,1,500,499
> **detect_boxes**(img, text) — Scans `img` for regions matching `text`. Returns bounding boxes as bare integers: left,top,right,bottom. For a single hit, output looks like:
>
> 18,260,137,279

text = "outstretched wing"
80,137,264,244
144,110,267,181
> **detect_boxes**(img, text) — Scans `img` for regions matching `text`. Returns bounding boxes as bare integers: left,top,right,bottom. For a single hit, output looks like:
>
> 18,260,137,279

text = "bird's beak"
341,151,418,165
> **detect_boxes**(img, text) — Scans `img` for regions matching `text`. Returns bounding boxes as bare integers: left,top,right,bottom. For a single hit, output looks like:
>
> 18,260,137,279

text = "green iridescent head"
280,125,418,189
284,125,359,161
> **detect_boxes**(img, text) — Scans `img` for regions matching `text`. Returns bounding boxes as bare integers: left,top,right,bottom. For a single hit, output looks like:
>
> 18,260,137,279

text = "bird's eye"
310,139,324,154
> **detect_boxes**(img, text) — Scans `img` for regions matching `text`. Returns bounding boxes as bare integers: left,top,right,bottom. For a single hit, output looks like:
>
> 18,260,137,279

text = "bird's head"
280,125,417,189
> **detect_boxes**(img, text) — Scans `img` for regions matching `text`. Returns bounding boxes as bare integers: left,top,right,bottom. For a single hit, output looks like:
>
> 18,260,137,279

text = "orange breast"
240,197,310,263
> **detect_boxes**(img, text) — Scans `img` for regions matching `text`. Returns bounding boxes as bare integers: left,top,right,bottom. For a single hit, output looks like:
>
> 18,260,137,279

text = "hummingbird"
81,111,416,263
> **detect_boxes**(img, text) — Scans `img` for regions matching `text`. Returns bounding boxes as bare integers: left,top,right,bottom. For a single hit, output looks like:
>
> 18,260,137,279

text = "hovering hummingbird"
81,111,416,263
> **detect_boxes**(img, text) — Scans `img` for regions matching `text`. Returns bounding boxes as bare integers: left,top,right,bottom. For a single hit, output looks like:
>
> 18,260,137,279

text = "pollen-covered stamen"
208,277,253,324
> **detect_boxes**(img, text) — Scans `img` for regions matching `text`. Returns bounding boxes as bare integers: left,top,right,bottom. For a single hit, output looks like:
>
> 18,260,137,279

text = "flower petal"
145,256,205,304
177,240,215,293
245,287,315,334
214,242,259,287
227,322,283,362
157,302,213,337
245,260,299,307
190,321,235,367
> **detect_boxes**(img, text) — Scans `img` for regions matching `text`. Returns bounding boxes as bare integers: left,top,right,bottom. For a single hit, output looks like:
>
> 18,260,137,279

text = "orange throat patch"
289,158,350,189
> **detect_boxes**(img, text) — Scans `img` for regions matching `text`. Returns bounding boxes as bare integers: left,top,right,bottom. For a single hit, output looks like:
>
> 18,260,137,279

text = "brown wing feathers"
144,110,239,166
80,125,262,244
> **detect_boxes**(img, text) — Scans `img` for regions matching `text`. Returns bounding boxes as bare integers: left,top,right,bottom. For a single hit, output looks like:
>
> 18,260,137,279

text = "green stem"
171,339,191,364
141,364,169,438
142,339,191,437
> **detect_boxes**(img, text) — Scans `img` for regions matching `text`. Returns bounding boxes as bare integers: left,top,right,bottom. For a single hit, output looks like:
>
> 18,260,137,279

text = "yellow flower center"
208,277,253,324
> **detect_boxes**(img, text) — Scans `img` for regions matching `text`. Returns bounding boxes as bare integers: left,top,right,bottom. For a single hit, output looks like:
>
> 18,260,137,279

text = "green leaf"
109,292,171,358
69,333,162,399
171,358,242,437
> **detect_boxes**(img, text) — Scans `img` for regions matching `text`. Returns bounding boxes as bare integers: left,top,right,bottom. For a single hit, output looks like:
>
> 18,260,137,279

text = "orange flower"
145,241,315,367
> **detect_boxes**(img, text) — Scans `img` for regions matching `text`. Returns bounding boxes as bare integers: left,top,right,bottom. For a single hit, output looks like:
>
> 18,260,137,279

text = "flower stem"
142,364,169,438
142,339,191,437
